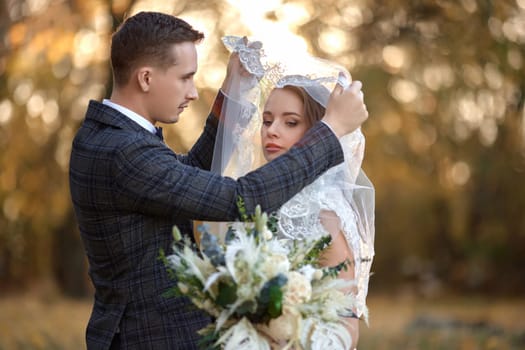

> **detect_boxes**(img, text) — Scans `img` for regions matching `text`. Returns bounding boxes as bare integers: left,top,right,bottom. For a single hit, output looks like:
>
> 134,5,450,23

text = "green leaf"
302,235,332,267
267,212,278,233
237,196,249,222
252,273,288,323
197,326,221,350
323,258,352,279
158,248,176,280
266,284,284,318
215,281,237,307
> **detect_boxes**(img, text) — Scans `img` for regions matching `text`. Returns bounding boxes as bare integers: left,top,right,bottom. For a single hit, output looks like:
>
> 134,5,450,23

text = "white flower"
164,206,364,349
266,239,290,255
203,266,229,293
298,264,319,282
322,290,349,319
284,271,312,305
225,228,261,283
262,227,273,240
218,317,271,350
301,319,352,350
261,254,290,278
257,306,299,342
237,282,256,301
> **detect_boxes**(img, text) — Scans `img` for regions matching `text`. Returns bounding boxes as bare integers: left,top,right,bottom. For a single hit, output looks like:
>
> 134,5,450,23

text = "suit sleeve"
175,91,224,170
113,120,344,222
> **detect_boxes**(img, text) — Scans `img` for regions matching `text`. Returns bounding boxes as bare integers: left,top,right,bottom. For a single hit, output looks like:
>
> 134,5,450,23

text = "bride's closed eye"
262,117,273,126
262,111,273,126
262,119,300,127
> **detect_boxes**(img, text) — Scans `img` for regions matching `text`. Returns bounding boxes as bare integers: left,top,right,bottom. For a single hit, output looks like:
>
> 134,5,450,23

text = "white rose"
261,254,290,277
284,271,312,305
312,269,323,281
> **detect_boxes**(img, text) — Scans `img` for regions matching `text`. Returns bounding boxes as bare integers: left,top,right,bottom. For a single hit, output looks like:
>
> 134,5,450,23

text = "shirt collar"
102,99,157,134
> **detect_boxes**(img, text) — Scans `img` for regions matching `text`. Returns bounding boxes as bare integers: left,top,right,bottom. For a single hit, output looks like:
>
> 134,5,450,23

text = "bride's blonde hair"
281,85,326,128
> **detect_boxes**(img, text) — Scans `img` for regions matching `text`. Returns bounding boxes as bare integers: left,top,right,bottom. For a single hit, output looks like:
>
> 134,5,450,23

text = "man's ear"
137,67,152,92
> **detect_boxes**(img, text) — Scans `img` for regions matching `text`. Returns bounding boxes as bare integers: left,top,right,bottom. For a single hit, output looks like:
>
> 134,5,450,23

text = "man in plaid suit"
69,11,368,350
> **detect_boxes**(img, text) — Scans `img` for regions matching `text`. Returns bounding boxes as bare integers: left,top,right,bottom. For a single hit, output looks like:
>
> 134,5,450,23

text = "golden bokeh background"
1,0,525,348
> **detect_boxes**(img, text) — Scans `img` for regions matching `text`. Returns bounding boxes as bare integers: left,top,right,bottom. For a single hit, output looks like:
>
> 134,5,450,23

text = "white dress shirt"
102,99,157,135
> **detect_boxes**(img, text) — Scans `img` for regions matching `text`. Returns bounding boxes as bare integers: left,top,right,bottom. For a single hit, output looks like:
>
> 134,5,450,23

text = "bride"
209,36,375,349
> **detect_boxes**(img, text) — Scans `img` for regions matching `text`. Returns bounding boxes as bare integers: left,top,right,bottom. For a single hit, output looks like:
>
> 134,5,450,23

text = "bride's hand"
322,80,368,138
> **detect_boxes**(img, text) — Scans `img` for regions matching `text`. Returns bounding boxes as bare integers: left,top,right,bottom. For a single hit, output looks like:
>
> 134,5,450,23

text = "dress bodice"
276,129,374,316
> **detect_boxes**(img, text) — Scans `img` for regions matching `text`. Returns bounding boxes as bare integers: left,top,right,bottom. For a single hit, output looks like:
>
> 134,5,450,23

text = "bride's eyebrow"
262,111,303,117
283,112,303,117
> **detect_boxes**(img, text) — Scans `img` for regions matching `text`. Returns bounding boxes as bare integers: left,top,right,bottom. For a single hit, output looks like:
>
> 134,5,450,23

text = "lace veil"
212,36,375,317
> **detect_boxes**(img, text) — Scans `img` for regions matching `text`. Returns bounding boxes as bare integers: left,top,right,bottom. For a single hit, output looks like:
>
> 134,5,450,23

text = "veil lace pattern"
210,37,268,178
215,36,375,317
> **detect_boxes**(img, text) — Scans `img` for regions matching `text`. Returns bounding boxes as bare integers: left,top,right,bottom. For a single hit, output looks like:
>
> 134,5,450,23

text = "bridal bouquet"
160,199,361,349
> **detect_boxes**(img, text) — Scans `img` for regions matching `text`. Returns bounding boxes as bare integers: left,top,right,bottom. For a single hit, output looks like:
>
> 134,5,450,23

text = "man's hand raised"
322,80,368,138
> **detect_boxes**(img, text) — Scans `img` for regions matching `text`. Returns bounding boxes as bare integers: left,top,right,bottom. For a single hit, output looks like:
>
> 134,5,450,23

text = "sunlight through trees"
1,0,524,297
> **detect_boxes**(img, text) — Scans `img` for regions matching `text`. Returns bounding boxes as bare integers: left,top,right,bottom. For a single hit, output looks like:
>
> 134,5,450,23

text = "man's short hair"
110,11,204,86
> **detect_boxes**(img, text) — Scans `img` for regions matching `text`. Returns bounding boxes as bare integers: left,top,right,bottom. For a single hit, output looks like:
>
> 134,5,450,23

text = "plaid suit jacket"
69,97,344,349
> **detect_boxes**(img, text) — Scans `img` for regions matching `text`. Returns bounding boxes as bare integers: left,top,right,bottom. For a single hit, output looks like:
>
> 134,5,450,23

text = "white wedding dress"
274,129,374,318
210,36,375,348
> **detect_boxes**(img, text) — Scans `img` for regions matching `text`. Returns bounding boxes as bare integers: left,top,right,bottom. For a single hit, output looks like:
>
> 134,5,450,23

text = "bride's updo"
278,85,326,128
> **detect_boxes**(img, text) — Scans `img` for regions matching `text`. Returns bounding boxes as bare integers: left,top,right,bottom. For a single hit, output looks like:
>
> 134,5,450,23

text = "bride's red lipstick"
265,143,282,153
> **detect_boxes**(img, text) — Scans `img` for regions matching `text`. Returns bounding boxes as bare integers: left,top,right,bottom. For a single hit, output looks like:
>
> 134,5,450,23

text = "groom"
69,11,368,350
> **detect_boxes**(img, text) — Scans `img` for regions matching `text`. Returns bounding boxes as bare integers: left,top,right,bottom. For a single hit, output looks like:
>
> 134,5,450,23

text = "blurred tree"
0,0,123,295
296,0,525,295
0,0,524,297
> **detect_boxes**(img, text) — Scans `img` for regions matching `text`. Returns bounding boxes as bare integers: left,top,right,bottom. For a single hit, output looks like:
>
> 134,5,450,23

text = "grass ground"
0,290,524,349
359,294,525,349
